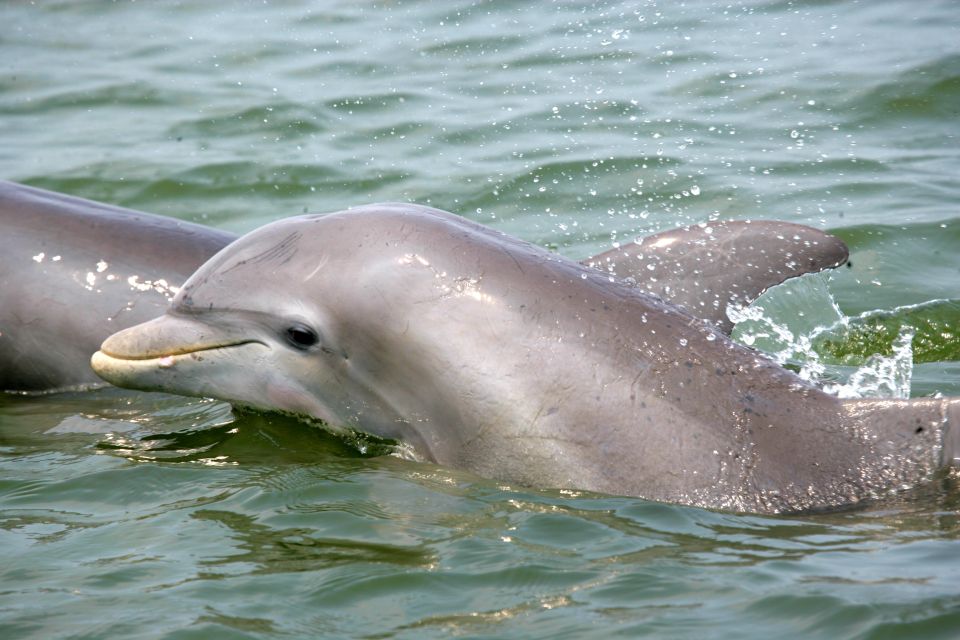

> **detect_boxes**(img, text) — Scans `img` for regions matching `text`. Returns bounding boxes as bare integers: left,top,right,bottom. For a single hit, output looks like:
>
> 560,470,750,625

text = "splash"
729,274,916,399
822,328,915,399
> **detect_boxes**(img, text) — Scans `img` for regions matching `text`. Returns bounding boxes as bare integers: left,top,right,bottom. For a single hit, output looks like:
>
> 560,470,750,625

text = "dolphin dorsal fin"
583,220,849,334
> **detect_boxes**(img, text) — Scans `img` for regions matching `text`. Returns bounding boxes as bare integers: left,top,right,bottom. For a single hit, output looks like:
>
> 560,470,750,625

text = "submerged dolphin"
92,203,960,514
0,181,236,390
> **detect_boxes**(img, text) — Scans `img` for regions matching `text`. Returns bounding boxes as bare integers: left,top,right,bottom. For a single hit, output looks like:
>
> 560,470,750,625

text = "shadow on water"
0,386,382,466
96,407,373,466
191,508,435,575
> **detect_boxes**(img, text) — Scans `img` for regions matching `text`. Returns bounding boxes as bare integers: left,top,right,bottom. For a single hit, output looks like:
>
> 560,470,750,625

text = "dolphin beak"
91,313,260,388
98,314,233,360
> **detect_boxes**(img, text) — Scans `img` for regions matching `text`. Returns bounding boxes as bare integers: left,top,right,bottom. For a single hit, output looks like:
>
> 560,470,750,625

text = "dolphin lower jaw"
91,344,345,430
91,343,267,398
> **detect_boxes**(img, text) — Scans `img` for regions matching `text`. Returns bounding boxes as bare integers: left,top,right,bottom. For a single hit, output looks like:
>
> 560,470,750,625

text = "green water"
3,0,960,637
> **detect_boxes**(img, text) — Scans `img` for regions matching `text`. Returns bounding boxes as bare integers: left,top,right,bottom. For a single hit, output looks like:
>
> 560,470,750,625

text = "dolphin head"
91,209,437,452
92,307,347,427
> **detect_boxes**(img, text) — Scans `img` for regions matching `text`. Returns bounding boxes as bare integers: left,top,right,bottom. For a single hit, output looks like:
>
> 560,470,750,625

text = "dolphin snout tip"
90,320,171,385
97,319,165,360
96,314,198,360
89,349,118,383
98,330,128,359
90,349,107,368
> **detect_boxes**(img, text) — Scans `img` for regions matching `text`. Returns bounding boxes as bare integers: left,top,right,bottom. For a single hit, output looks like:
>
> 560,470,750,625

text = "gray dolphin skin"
0,181,236,390
91,203,960,514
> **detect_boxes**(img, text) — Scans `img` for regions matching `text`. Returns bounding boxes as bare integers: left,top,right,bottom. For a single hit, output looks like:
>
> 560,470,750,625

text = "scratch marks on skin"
497,244,526,274
223,231,302,275
303,254,329,282
527,400,559,434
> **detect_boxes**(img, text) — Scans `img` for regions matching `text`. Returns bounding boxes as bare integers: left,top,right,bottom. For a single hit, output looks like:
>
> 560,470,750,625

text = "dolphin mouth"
99,339,262,361
94,313,263,363
90,317,269,393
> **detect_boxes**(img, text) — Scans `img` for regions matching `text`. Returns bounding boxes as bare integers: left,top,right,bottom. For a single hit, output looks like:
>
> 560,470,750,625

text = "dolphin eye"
284,323,319,350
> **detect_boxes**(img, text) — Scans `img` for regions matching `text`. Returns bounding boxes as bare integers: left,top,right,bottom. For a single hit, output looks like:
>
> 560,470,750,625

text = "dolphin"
0,181,236,391
91,203,960,514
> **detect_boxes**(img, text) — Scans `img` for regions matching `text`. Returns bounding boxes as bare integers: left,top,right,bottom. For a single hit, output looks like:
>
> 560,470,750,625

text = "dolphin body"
92,203,960,514
0,181,236,390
